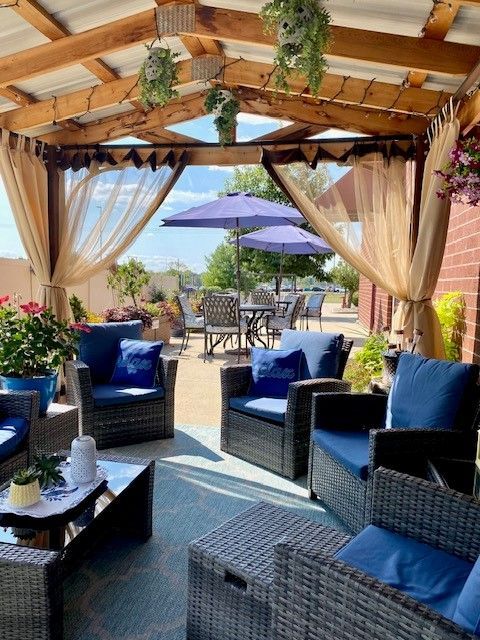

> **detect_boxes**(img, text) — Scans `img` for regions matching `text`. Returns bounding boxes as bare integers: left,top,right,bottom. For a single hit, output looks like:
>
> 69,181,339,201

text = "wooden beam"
459,89,480,133
39,93,207,145
0,7,477,90
252,122,327,142
46,144,60,274
140,129,203,144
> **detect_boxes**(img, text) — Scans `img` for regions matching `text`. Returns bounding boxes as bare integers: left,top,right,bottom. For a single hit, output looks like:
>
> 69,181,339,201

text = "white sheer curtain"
266,115,458,358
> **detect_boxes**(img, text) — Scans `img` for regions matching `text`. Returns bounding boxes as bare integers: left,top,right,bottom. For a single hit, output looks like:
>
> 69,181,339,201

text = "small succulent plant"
12,467,39,486
34,454,65,488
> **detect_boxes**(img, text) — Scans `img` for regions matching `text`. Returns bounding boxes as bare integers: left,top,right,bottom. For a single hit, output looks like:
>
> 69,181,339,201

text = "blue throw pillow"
453,556,480,635
110,339,163,388
386,352,478,429
280,329,344,380
250,347,302,398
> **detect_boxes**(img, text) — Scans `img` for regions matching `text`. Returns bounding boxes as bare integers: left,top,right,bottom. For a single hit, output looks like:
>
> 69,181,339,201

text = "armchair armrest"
220,365,252,402
0,390,39,422
157,355,178,396
311,392,387,432
371,467,480,562
65,360,94,436
285,379,351,435
273,539,471,640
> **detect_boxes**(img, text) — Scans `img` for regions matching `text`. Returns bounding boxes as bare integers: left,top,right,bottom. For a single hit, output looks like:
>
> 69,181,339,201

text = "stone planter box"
143,317,171,344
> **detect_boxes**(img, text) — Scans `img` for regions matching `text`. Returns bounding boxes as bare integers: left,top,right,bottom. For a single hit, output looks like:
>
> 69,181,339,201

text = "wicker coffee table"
187,501,349,640
0,452,154,640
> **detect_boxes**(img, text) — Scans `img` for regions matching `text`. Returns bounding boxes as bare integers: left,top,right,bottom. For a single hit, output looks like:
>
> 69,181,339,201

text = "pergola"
0,0,479,353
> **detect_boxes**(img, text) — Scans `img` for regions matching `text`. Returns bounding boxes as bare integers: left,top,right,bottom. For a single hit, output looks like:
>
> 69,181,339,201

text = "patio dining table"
240,303,276,348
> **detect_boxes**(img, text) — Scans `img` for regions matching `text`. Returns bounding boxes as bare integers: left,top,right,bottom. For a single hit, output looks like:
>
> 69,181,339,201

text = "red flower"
0,295,10,305
69,322,92,333
20,301,47,315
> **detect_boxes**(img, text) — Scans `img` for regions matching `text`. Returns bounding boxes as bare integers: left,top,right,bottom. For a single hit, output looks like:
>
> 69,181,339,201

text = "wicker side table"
29,403,79,459
187,502,348,640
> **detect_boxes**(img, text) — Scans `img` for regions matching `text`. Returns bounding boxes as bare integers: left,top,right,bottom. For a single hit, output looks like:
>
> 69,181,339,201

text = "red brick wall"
358,202,480,362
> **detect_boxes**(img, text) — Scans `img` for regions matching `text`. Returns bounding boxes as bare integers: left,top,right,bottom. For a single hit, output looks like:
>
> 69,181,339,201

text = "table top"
0,454,149,551
240,304,276,312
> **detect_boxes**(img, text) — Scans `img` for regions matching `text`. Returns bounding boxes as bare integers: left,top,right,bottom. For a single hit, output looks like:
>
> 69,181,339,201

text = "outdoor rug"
64,425,342,640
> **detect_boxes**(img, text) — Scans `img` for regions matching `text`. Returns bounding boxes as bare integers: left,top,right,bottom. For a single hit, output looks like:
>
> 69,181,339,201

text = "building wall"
358,276,392,333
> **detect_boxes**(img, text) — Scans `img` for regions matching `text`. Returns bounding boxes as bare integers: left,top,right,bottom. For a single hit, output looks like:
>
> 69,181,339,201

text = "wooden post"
410,136,426,260
46,144,60,276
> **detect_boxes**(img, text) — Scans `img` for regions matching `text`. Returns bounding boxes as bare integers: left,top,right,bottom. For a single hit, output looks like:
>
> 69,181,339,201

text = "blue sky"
0,115,347,273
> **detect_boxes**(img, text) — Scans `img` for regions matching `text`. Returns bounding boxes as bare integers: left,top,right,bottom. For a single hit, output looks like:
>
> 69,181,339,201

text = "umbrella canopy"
236,225,332,255
161,192,304,229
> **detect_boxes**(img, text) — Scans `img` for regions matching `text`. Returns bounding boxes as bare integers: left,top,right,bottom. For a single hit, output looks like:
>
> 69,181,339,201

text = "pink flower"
69,322,92,333
20,301,47,315
0,295,10,305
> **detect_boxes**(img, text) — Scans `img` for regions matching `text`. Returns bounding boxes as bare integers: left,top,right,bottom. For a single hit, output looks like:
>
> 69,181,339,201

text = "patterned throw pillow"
110,339,163,388
249,347,302,399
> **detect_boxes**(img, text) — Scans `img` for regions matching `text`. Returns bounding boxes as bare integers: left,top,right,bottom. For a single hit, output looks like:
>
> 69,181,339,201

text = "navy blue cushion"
453,556,480,635
336,525,472,622
250,347,302,398
280,329,344,380
313,429,369,480
229,396,287,424
111,339,163,388
0,417,29,462
92,384,165,408
79,321,143,384
386,353,477,429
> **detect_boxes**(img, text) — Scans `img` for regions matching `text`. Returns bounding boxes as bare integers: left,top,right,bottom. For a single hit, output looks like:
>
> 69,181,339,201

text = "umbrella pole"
236,227,241,363
278,247,284,300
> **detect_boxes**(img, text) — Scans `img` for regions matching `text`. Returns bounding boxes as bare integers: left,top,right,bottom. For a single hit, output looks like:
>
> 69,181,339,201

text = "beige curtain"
267,115,458,358
0,131,51,303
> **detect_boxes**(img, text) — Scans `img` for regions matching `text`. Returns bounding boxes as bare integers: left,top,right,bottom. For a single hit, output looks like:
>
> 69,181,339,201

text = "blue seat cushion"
453,556,480,635
386,353,478,429
0,417,29,462
280,329,344,380
313,429,369,480
111,339,163,388
250,347,302,398
229,396,287,424
79,321,143,384
92,384,165,408
335,525,473,624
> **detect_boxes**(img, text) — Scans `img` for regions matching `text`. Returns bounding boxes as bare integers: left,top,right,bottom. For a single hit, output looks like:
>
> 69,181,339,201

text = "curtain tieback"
403,297,432,305
39,284,64,289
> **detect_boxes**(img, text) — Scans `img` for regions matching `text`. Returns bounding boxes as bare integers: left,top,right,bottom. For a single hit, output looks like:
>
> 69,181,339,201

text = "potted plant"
139,46,180,108
34,454,65,489
260,0,331,95
0,296,90,414
434,137,480,207
103,305,153,330
204,87,240,146
9,467,41,508
143,301,177,343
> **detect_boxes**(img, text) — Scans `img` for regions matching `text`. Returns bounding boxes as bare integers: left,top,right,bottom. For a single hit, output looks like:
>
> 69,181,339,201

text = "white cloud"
163,189,218,206
237,113,291,127
208,166,235,173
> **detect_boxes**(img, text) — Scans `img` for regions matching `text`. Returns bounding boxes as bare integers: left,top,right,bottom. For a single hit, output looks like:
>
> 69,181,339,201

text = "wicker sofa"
221,330,353,478
66,320,178,449
273,467,480,640
0,390,39,484
308,354,480,532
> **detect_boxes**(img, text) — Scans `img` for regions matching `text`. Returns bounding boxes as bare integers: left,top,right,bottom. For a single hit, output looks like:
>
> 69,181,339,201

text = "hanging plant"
139,46,179,108
260,0,331,95
204,88,240,146
434,137,480,207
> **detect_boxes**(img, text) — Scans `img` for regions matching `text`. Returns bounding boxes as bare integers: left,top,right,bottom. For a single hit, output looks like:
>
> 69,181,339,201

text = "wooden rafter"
252,123,328,142
0,7,477,92
0,58,449,134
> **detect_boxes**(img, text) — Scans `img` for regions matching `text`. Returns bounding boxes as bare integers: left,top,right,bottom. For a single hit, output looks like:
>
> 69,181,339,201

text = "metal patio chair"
300,292,326,330
265,293,305,347
177,294,203,354
202,294,247,361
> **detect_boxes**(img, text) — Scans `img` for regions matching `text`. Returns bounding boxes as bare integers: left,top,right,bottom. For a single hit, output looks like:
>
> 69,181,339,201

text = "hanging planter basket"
260,0,331,96
204,88,240,146
139,46,180,108
434,137,480,207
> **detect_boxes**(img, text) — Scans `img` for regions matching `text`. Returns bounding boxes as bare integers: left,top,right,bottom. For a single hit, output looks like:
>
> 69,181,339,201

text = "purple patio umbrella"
161,192,304,359
235,225,332,291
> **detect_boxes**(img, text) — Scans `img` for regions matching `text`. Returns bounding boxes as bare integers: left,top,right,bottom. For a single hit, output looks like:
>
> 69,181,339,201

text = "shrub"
351,291,359,307
143,301,177,326
434,291,466,361
344,333,387,392
102,305,153,329
147,283,166,303
69,294,87,322
107,258,150,307
86,311,103,323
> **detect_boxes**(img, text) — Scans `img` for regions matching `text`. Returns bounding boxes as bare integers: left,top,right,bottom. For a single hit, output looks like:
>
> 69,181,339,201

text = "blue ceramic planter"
0,372,58,415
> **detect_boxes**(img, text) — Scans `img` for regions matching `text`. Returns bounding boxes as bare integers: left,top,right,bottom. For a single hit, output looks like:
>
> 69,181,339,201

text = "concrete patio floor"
163,303,368,427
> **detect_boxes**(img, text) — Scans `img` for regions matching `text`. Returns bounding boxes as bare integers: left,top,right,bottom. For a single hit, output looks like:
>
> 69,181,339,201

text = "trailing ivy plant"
260,0,331,95
139,47,179,108
204,88,240,146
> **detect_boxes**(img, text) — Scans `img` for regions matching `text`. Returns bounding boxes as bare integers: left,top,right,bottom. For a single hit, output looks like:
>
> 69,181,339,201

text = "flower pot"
382,351,400,385
156,316,172,344
9,479,41,508
0,372,57,415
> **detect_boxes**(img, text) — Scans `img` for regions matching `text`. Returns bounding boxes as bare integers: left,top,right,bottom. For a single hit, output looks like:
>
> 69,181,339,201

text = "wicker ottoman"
187,501,346,640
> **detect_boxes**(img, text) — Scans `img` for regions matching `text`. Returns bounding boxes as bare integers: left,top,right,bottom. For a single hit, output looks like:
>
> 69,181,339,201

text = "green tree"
203,242,256,293
220,165,331,291
107,257,150,307
329,260,359,307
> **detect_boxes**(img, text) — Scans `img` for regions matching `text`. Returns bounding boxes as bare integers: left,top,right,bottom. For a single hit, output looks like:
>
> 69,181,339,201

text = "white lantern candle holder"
70,435,97,484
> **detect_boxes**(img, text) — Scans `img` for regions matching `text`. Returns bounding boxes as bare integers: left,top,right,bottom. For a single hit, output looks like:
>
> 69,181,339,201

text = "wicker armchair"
273,467,480,640
266,294,305,347
221,331,353,479
66,321,178,449
0,390,39,484
308,359,480,532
